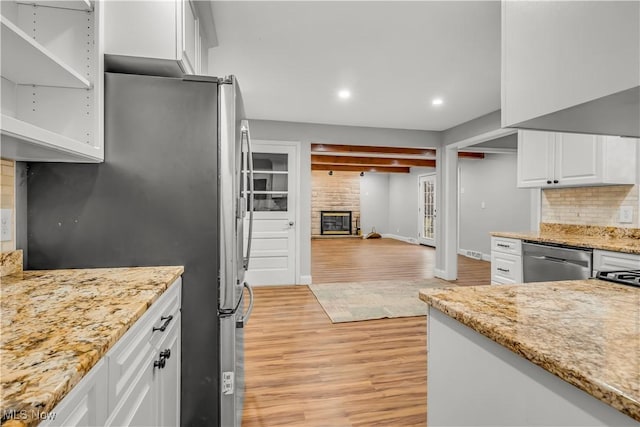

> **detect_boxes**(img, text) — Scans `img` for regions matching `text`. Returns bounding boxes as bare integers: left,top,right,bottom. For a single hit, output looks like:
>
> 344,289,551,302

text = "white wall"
249,119,439,283
360,173,389,234
387,167,436,240
458,153,532,257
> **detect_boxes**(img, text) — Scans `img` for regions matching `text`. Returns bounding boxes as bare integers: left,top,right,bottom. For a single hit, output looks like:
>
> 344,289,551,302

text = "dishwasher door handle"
529,255,589,268
530,255,566,263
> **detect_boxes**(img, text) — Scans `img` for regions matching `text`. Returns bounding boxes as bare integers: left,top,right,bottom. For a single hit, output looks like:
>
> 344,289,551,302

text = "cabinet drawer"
593,250,640,274
491,252,523,284
491,237,522,255
107,278,181,411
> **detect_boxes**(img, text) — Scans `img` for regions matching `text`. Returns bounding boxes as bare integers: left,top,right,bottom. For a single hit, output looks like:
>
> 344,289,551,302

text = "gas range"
596,270,640,287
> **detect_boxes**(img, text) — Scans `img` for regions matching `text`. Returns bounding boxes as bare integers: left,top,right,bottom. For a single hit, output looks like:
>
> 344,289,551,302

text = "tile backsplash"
541,185,639,228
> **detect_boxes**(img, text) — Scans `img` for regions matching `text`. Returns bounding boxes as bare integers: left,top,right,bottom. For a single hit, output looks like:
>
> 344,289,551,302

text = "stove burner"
596,269,640,287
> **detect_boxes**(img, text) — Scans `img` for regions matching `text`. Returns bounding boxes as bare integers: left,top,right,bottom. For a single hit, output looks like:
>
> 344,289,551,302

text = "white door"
245,142,298,285
418,174,436,246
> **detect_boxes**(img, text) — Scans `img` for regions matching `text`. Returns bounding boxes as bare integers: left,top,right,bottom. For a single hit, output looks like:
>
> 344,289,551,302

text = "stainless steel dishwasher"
522,241,593,283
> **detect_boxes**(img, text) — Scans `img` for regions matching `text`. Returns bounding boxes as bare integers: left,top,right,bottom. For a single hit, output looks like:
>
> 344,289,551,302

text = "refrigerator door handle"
242,123,255,270
237,282,254,328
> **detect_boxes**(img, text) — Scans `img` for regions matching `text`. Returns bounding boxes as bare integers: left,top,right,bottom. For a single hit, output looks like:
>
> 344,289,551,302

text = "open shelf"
18,1,93,11
1,115,101,162
0,15,91,89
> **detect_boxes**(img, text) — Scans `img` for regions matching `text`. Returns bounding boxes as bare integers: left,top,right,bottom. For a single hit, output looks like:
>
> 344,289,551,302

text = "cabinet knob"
553,180,559,184
160,349,171,360
546,180,552,184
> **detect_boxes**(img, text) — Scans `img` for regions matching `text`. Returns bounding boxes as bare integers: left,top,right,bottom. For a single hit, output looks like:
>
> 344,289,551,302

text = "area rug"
309,278,456,323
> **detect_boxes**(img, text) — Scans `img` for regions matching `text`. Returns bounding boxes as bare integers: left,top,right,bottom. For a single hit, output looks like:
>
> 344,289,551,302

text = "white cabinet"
40,360,108,427
501,1,640,137
104,0,212,75
107,278,182,426
45,278,182,427
0,1,104,162
517,130,637,188
491,237,523,285
593,250,640,275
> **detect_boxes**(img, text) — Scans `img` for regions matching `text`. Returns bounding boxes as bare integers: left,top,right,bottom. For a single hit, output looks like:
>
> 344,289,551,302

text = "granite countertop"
419,280,640,422
491,223,640,254
491,230,640,254
0,265,184,427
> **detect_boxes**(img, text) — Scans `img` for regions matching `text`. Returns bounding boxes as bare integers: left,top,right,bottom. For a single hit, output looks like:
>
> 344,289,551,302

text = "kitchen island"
0,260,183,427
419,280,639,426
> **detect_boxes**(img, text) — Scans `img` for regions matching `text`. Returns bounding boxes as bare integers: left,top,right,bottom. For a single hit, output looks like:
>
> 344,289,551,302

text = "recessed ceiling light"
432,98,444,106
338,89,351,99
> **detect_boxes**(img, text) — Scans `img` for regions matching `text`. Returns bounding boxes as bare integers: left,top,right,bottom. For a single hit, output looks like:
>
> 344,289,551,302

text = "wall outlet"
618,206,633,224
0,209,12,242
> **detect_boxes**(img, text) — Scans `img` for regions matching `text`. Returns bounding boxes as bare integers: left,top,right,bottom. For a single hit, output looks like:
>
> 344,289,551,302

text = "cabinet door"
517,130,555,188
156,314,181,427
181,0,198,74
105,350,158,427
554,133,601,186
40,360,108,427
593,250,640,274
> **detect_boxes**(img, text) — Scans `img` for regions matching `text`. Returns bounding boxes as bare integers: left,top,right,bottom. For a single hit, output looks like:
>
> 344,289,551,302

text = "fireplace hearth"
321,211,352,235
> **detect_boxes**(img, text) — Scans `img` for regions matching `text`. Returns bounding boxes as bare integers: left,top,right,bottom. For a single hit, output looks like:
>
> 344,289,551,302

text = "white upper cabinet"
517,129,555,187
104,0,212,76
517,130,637,188
502,1,640,137
0,1,104,162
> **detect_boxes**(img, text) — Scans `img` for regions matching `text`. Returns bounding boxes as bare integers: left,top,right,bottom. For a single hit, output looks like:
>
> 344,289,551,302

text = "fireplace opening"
321,211,352,235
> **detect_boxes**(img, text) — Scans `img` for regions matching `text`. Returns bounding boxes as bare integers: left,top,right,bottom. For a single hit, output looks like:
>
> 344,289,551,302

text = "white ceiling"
210,1,501,132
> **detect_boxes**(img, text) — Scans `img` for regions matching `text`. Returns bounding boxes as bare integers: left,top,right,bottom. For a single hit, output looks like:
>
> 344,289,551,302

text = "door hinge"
222,371,234,395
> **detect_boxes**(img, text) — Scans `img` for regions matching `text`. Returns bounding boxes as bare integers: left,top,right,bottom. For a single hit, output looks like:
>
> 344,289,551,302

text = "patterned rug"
309,278,456,323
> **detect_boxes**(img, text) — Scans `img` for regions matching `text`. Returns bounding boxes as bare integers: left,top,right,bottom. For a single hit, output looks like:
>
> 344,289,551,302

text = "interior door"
418,174,436,246
245,142,298,285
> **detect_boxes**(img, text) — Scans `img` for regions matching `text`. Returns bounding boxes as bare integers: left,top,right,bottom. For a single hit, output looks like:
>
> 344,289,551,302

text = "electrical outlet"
618,206,633,224
222,371,234,395
0,209,12,242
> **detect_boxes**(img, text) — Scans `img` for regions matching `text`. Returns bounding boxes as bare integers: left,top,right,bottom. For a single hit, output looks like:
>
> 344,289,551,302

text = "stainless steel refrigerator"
26,67,254,426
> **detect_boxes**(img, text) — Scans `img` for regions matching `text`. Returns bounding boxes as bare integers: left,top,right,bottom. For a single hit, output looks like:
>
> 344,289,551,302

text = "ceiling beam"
311,143,484,160
458,152,485,159
311,155,435,168
311,143,436,157
311,164,410,173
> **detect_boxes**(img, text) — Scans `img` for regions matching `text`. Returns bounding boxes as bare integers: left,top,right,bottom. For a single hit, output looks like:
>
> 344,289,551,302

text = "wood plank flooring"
242,238,489,426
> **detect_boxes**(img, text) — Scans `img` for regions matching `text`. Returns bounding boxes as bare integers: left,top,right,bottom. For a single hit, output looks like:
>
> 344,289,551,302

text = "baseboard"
434,268,456,281
382,233,419,245
299,275,312,285
458,248,491,262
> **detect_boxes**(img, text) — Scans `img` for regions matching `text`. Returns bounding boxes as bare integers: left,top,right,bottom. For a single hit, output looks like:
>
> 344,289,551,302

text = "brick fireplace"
311,171,360,236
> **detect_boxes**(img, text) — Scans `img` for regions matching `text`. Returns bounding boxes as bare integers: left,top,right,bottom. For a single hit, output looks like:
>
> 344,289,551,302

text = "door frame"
417,173,436,246
250,139,301,285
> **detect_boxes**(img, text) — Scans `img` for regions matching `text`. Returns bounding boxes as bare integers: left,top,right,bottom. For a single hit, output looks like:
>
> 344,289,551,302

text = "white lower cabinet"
41,360,108,427
593,250,640,275
491,237,523,285
43,278,182,427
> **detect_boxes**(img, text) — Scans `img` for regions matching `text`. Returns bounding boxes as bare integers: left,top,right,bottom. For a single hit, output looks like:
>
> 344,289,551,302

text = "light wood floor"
242,238,490,426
